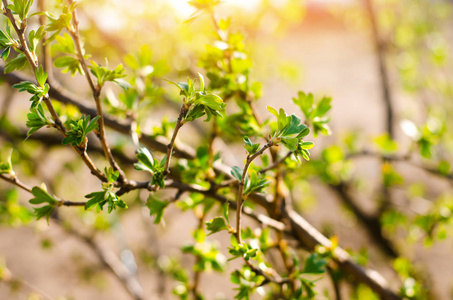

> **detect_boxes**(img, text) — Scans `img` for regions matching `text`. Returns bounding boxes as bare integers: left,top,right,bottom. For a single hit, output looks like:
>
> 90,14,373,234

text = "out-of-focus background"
1,0,453,299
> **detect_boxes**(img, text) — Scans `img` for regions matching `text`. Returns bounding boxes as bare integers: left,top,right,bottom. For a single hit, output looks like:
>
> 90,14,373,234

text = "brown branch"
0,173,33,193
283,203,401,300
364,0,394,138
52,217,144,300
329,182,398,258
259,151,292,174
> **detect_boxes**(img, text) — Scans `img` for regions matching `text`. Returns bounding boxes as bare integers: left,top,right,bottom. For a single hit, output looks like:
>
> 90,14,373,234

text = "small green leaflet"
147,195,169,224
29,186,58,224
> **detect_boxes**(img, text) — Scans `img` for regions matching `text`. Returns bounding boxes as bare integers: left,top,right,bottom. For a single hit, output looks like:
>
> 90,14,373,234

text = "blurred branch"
52,217,145,300
329,182,398,258
364,0,394,138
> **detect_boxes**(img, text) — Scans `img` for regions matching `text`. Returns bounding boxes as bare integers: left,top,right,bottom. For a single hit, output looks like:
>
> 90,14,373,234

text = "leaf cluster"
134,147,167,188
62,115,100,146
29,186,58,224
167,73,225,122
267,106,313,161
231,166,269,196
12,66,49,109
84,168,127,213
25,103,53,137
89,61,130,90
293,91,332,137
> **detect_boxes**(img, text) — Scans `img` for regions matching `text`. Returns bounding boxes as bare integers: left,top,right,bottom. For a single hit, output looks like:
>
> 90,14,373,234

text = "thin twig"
67,0,127,183
0,173,32,193
236,141,274,244
53,217,144,300
163,102,186,176
259,151,292,174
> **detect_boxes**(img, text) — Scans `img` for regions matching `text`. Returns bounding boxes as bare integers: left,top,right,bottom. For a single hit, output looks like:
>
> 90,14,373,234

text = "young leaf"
146,195,169,224
134,147,155,173
29,186,58,224
4,54,27,73
301,253,327,274
35,65,48,87
243,136,260,155
206,217,228,235
231,166,243,181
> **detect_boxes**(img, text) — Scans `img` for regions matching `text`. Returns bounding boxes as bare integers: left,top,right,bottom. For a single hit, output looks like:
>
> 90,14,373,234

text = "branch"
364,0,394,138
259,151,292,174
329,182,398,258
0,67,402,298
67,0,127,183
283,204,401,300
236,141,274,243
163,102,187,176
52,217,144,300
0,173,32,193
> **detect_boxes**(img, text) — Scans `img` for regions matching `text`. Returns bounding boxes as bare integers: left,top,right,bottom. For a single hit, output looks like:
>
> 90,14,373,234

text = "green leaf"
195,94,225,111
292,91,313,119
113,78,131,90
84,191,105,210
29,186,58,224
205,217,228,235
301,141,314,149
1,47,11,61
35,65,48,87
281,137,299,152
313,96,332,118
223,202,229,223
244,170,269,195
134,147,154,173
4,54,27,73
146,195,169,224
88,61,127,87
231,166,242,181
374,134,398,153
29,186,57,205
198,72,205,91
243,136,260,155
54,56,83,76
26,104,52,137
33,205,55,224
53,33,76,54
62,115,99,146
301,253,327,274
0,150,13,175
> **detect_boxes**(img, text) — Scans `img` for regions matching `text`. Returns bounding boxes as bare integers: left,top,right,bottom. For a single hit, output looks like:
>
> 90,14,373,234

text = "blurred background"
1,0,453,299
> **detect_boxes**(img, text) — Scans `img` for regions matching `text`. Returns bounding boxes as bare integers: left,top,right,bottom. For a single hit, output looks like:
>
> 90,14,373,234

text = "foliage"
0,0,451,299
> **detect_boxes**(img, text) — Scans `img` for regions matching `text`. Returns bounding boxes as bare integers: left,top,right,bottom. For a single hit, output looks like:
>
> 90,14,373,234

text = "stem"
0,173,32,193
68,0,127,183
364,0,394,138
259,151,292,174
0,173,87,207
236,141,273,243
191,213,205,299
163,103,186,176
